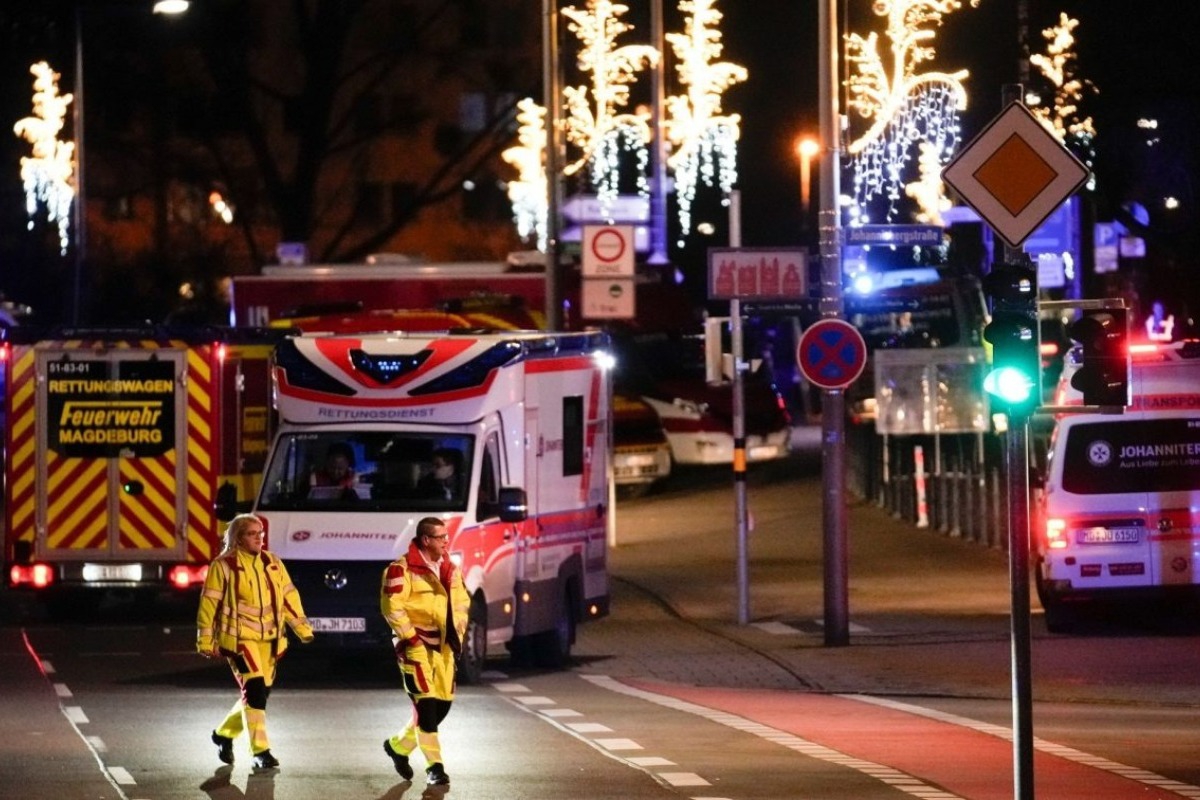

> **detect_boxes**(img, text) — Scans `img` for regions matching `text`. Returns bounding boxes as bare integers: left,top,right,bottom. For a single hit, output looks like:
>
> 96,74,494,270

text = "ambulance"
240,329,612,681
1035,339,1200,631
2,326,279,613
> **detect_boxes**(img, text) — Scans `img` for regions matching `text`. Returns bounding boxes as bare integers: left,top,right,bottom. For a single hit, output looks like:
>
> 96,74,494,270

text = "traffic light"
982,262,1040,416
1068,308,1130,406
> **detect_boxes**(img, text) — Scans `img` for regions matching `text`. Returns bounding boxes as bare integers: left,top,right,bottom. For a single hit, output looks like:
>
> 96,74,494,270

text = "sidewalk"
590,455,1200,708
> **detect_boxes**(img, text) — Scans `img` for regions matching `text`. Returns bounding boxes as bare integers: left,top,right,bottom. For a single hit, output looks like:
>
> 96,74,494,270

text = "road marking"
628,756,676,766
87,736,107,752
595,738,643,751
64,706,89,724
513,695,556,706
751,621,798,635
108,766,136,785
566,722,613,733
540,708,583,718
492,682,529,693
660,772,710,786
41,659,56,674
585,674,964,800
54,682,73,697
850,695,1200,799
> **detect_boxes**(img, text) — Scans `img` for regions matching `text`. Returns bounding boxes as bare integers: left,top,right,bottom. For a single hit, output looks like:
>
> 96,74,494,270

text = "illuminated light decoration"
13,61,76,255
209,190,235,224
905,141,952,224
844,0,978,223
501,98,549,251
560,0,659,210
1028,14,1097,189
663,0,746,239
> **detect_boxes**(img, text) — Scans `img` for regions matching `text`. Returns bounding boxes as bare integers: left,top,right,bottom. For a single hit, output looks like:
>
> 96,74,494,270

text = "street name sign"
843,224,943,246
941,100,1089,249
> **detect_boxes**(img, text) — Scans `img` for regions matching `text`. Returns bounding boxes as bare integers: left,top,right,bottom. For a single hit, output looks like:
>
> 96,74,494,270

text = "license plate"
309,617,367,633
81,563,143,582
1077,528,1140,544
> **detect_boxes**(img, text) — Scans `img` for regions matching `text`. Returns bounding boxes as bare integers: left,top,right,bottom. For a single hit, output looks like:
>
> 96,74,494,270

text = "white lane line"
20,630,131,800
87,736,107,753
628,756,676,767
54,683,73,698
492,682,530,693
64,706,89,724
594,738,643,751
566,722,613,733
659,772,710,787
584,674,963,800
512,695,556,706
751,621,799,635
108,767,136,785
540,708,583,718
847,694,1200,800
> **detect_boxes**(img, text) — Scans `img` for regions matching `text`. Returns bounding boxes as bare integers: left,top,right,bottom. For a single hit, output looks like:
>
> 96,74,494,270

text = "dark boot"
252,750,279,770
383,739,414,780
426,762,449,786
211,731,234,765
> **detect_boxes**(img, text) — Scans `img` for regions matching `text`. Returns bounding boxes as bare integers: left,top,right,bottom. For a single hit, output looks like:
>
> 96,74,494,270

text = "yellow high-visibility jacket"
381,541,469,654
196,548,313,657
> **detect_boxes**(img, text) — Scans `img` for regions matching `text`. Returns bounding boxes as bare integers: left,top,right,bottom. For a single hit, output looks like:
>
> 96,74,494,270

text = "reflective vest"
197,548,313,656
381,541,469,653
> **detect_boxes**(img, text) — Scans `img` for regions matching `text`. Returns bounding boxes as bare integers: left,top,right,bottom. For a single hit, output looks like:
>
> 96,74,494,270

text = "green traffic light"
983,366,1035,404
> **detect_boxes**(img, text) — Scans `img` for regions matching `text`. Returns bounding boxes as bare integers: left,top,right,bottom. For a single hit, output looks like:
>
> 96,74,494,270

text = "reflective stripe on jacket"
381,540,469,653
196,549,313,656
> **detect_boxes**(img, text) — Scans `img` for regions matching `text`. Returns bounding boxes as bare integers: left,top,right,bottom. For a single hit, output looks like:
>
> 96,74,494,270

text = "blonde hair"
221,513,263,556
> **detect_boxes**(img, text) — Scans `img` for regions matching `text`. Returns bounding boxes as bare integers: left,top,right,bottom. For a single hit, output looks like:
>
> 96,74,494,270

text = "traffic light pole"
1005,413,1035,800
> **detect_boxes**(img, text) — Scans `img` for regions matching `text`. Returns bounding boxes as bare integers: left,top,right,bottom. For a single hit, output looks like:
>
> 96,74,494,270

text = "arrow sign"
562,193,650,224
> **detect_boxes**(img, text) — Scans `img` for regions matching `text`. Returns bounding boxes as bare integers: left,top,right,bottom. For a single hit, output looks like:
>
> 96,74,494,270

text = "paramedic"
381,517,470,786
197,514,314,771
311,441,358,490
415,448,461,501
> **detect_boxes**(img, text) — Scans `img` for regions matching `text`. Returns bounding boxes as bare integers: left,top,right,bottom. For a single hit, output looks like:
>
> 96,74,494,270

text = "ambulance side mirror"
497,487,528,522
214,482,248,522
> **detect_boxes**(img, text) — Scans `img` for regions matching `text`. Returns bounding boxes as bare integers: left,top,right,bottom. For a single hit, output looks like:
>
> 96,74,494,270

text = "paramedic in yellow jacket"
196,513,314,771
381,517,470,786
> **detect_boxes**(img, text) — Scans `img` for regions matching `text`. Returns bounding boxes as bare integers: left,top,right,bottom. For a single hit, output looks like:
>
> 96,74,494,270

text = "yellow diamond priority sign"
942,100,1089,249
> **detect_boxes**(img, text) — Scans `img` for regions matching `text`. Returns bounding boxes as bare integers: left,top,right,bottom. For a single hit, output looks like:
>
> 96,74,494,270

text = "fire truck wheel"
457,595,488,685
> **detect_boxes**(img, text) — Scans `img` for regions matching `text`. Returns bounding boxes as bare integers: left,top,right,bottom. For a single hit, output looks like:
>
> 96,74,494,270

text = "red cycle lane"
626,679,1192,800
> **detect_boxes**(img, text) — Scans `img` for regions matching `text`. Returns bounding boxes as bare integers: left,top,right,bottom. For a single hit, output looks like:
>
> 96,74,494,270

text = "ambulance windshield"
257,432,474,512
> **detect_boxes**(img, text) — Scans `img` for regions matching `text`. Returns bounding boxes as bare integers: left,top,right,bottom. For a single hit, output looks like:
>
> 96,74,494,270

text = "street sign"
561,224,650,253
562,193,650,224
797,319,867,390
942,100,1089,249
843,224,943,246
708,248,808,301
581,277,635,319
581,225,635,277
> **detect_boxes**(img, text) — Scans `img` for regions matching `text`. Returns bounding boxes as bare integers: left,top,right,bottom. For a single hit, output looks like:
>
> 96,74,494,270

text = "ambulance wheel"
457,595,488,685
534,586,576,669
1037,579,1077,634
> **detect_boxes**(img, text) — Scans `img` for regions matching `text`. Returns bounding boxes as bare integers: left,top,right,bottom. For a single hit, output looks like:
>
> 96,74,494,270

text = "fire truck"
238,329,612,681
2,326,280,613
1035,339,1200,631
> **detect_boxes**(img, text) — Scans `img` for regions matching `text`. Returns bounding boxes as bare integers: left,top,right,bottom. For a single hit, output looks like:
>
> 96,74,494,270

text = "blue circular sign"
797,319,867,390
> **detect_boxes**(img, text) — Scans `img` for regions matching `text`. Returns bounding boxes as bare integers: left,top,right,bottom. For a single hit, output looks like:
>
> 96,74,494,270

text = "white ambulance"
1035,340,1200,631
239,329,612,681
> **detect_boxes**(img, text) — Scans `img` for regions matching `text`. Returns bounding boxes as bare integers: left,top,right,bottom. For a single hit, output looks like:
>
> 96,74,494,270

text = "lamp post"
795,135,819,232
70,0,189,325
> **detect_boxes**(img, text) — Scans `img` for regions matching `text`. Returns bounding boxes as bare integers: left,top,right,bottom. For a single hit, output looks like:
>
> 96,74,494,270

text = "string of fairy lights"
13,62,76,255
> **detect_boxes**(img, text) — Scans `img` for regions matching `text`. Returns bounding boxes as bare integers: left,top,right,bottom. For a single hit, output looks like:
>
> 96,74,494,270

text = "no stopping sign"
797,319,867,390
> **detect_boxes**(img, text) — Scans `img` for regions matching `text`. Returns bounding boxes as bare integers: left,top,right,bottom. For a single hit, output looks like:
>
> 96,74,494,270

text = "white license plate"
1077,528,1140,544
82,563,143,582
309,617,367,633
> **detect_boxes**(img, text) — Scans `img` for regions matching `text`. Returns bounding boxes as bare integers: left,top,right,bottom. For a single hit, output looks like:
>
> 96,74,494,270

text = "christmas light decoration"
13,61,76,255
1028,13,1096,188
560,0,659,208
501,98,549,250
844,0,978,223
663,0,746,239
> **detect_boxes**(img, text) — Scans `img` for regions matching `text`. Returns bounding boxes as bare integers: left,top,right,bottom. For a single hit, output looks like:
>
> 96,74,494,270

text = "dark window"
563,396,584,476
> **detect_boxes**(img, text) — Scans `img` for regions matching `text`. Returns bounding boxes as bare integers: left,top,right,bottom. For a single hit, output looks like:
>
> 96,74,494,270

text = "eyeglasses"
242,529,265,537
425,533,449,542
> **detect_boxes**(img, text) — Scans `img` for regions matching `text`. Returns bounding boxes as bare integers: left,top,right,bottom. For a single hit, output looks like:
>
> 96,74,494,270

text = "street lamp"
794,136,819,230
70,0,189,324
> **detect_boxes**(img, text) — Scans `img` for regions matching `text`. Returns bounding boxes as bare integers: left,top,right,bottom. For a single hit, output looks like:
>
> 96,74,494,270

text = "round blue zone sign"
796,319,867,390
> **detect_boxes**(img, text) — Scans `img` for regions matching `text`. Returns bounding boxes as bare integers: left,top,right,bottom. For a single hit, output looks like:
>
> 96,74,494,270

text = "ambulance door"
521,405,541,584
38,348,188,562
